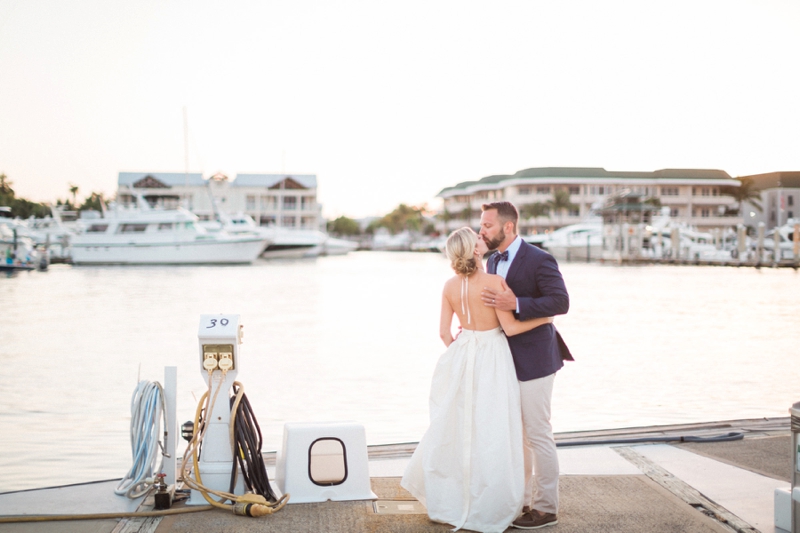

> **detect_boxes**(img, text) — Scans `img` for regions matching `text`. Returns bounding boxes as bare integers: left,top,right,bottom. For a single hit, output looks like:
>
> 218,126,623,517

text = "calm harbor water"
1,252,799,492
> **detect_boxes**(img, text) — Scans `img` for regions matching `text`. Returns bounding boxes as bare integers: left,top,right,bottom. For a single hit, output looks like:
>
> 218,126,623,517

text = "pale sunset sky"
1,0,799,218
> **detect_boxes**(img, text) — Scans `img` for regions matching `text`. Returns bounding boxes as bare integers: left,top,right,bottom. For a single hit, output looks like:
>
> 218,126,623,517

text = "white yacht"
524,216,604,261
200,211,357,258
759,219,799,261
70,203,269,265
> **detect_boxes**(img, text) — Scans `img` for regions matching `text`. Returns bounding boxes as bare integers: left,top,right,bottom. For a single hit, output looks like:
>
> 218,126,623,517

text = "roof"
118,172,205,188
738,171,800,191
438,167,735,196
233,174,317,189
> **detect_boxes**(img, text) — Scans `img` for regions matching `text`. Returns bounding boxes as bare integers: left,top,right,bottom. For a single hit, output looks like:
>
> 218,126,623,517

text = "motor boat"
70,202,268,265
524,216,603,261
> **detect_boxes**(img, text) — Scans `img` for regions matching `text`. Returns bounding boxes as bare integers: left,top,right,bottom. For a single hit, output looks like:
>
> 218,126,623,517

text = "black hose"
229,386,277,502
555,431,744,447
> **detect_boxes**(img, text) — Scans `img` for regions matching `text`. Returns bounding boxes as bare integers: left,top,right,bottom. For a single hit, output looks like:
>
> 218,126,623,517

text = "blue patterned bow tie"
496,250,509,262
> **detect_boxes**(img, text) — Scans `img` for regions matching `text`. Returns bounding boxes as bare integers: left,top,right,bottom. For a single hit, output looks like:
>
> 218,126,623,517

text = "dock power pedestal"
188,314,246,505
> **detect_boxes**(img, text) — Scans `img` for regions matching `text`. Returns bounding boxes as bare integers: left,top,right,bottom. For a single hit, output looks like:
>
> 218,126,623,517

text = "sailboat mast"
183,106,189,208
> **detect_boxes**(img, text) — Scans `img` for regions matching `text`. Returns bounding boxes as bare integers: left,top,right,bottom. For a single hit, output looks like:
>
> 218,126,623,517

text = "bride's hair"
445,227,478,276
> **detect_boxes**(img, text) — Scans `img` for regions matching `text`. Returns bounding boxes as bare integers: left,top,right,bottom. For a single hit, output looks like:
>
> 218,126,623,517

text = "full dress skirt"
401,327,524,533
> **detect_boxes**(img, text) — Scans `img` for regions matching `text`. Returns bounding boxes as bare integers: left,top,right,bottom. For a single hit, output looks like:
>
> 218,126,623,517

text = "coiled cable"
115,380,167,499
229,383,277,502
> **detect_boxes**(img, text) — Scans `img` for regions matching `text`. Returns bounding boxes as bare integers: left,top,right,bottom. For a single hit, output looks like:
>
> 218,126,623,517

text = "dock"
0,417,792,533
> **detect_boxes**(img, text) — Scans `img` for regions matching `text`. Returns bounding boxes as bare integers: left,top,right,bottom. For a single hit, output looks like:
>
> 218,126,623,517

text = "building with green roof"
436,167,742,233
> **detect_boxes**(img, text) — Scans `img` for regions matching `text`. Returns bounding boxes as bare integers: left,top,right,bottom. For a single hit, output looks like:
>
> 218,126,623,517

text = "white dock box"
276,421,377,504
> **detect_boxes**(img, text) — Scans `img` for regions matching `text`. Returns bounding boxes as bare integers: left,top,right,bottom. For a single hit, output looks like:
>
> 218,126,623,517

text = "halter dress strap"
460,275,471,325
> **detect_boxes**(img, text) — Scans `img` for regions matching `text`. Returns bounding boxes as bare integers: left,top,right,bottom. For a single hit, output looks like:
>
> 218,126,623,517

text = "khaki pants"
519,372,559,514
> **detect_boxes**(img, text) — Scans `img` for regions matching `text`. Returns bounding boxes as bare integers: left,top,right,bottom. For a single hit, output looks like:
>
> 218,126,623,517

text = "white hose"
115,380,167,499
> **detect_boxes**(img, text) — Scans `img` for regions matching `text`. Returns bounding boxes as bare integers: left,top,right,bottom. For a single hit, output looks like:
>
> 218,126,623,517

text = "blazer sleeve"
516,252,570,320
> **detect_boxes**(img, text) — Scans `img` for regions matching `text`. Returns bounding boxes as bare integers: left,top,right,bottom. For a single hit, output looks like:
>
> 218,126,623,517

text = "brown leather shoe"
511,510,558,529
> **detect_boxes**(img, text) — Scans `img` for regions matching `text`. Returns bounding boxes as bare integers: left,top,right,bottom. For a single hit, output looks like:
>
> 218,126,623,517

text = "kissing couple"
402,201,572,532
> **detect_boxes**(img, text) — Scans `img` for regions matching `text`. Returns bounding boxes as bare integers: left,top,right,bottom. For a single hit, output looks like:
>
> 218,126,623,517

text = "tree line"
0,174,107,218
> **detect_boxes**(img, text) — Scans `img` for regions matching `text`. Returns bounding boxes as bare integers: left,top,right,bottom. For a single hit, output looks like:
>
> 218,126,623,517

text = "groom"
479,201,570,530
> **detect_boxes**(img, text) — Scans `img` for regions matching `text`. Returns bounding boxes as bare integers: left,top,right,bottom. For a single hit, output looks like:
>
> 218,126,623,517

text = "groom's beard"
484,230,505,251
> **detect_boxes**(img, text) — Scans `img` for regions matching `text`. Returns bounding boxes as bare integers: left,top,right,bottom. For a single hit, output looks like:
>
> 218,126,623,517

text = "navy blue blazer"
489,239,571,381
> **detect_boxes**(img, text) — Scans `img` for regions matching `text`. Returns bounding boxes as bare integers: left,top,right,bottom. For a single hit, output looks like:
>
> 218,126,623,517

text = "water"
1,252,799,492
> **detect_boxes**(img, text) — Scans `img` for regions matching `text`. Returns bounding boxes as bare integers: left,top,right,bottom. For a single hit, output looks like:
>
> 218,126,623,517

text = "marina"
1,252,799,493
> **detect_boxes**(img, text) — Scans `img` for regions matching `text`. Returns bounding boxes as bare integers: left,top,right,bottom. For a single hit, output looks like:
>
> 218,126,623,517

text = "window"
260,215,276,226
518,186,532,195
261,195,277,210
282,216,296,227
246,195,256,210
301,216,316,228
568,208,580,217
308,438,347,486
568,186,580,195
283,196,297,210
701,208,711,218
118,223,148,233
158,223,174,231
789,196,794,207
701,188,710,197
589,186,607,195
301,196,315,210
670,208,679,217
661,187,679,196
536,186,550,194
87,224,109,233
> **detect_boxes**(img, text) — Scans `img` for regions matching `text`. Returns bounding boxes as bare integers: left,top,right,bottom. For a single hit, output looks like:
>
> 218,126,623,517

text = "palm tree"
546,189,578,226
461,206,474,229
69,184,79,208
727,177,763,215
437,207,453,234
0,173,12,196
519,202,550,233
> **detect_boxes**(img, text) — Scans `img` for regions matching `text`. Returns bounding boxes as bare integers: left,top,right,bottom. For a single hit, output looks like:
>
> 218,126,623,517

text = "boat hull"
70,237,268,264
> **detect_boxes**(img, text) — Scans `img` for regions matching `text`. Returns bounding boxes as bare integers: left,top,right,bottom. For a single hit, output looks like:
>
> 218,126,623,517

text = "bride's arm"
496,309,553,336
490,277,553,336
440,291,455,347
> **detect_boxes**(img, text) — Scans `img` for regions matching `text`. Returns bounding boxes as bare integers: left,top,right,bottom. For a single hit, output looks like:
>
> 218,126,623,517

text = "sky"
1,0,799,219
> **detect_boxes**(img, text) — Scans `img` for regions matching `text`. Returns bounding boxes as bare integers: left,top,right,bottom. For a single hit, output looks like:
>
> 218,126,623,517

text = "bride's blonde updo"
445,227,479,276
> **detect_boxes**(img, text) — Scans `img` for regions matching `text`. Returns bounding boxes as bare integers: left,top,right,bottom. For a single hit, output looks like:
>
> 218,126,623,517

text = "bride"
401,227,554,533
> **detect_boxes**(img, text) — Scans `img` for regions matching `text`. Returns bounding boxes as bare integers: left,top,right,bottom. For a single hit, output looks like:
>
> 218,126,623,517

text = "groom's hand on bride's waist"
481,281,517,312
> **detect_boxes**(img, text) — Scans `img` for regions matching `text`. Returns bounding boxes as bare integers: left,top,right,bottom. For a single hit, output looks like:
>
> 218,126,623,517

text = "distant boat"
70,203,268,265
200,212,353,259
524,216,604,261
0,207,47,270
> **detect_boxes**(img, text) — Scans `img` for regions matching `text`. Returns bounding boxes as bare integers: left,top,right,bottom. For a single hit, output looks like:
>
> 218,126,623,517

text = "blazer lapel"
505,239,528,283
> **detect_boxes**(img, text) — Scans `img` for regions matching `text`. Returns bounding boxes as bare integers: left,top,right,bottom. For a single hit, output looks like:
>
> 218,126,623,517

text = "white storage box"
276,421,377,504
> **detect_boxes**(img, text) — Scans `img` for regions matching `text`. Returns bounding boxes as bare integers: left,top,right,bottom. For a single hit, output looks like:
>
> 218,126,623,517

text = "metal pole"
757,222,765,265
791,401,800,533
737,225,746,264
163,366,178,487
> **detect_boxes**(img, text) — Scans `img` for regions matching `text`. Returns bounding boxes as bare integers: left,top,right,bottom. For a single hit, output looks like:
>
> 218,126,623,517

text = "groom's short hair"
481,201,518,232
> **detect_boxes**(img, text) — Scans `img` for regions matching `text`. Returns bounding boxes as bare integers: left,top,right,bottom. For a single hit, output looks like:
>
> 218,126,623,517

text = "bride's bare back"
443,271,504,331
439,270,554,346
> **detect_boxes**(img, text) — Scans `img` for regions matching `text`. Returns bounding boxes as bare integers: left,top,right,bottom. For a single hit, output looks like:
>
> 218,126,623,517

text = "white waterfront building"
737,171,800,230
436,167,742,234
117,171,323,230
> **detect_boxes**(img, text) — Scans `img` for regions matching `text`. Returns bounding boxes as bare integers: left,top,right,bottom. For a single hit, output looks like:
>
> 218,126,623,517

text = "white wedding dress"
401,325,525,532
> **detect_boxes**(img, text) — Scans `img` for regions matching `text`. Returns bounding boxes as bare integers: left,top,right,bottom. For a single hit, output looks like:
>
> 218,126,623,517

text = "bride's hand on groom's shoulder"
481,279,517,312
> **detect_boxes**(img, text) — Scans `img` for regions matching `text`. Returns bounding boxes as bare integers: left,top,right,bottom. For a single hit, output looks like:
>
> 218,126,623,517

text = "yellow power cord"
0,506,214,524
179,373,289,516
1,374,288,524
